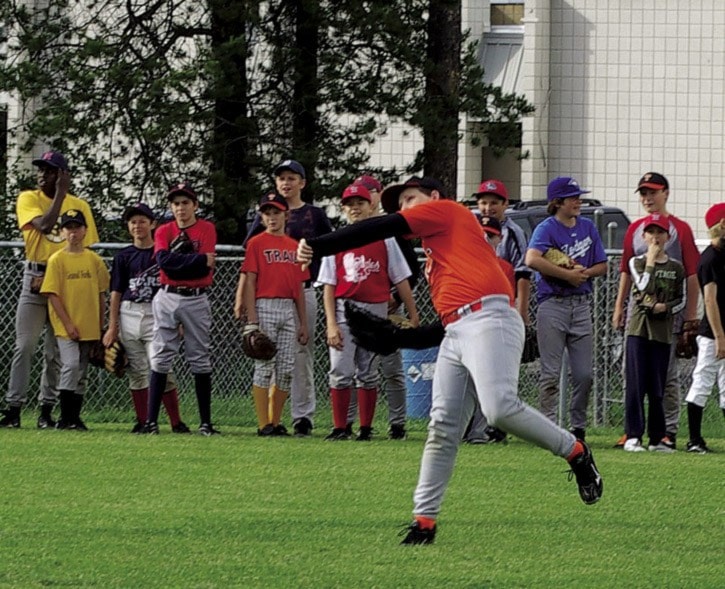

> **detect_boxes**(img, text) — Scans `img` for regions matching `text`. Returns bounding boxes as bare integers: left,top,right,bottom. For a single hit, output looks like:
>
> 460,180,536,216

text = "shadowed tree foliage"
0,0,533,241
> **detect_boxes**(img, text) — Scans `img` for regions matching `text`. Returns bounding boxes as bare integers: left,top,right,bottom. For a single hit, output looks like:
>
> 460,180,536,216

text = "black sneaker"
73,418,89,431
686,439,712,454
400,521,436,545
257,424,275,437
567,441,603,505
140,422,160,435
199,423,221,436
570,428,586,441
356,426,373,441
324,428,351,441
37,405,56,429
345,422,354,436
131,421,145,434
55,419,75,430
484,426,508,443
293,417,312,437
172,421,191,434
272,424,290,437
0,407,21,428
661,435,676,450
388,424,407,440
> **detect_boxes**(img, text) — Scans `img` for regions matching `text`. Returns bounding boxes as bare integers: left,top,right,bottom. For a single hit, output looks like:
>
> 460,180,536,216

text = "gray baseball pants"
536,295,593,431
6,269,60,407
413,296,575,518
291,287,317,425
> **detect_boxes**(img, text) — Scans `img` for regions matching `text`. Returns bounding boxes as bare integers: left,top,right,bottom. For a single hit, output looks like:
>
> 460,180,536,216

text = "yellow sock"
270,387,289,426
252,385,270,429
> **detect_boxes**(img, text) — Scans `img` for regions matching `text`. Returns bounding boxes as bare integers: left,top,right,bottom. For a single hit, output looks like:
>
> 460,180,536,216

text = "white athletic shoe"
648,442,675,453
623,438,646,452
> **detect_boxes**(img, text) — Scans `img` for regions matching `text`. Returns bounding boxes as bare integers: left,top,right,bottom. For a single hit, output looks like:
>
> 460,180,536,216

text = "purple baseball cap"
32,151,69,171
547,176,590,201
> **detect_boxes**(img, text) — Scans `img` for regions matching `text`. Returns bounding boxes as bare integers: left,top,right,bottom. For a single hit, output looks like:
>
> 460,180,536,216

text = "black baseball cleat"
37,405,56,429
0,407,21,428
172,421,191,434
293,417,312,437
567,441,603,505
140,422,160,435
55,419,75,430
324,428,351,441
356,426,373,441
257,424,275,437
570,428,586,441
483,426,508,443
199,423,221,436
131,421,145,434
272,424,290,437
388,424,407,440
686,439,712,454
400,521,437,545
73,418,89,431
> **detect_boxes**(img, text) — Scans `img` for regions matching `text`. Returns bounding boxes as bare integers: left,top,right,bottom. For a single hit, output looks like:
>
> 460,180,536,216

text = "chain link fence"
0,242,710,432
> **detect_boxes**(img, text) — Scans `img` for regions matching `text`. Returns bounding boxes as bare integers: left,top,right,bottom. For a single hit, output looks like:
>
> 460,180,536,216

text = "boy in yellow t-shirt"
41,209,110,430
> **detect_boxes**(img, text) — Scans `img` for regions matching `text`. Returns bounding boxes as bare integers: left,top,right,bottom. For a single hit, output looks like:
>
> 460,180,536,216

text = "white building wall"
538,0,725,239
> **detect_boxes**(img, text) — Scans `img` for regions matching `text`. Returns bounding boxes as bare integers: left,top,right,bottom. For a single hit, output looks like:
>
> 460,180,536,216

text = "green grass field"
1,425,723,589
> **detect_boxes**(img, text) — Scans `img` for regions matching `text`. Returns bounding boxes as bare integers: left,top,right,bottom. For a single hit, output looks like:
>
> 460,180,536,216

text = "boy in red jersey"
142,182,218,436
241,192,309,436
317,184,419,441
297,176,603,544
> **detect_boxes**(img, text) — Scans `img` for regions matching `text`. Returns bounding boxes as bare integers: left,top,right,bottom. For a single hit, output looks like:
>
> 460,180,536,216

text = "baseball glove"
169,230,195,253
543,248,582,269
521,325,539,364
676,319,699,359
89,340,128,378
344,301,444,355
241,324,277,361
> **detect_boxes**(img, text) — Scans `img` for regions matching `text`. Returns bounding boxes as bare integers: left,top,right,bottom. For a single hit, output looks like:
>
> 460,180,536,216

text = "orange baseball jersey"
399,199,514,316
154,218,216,288
241,232,309,299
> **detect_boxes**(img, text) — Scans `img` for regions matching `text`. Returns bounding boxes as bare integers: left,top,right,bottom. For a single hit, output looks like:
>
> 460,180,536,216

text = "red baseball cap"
475,179,508,202
353,175,382,193
642,213,670,234
341,184,371,203
479,215,502,236
705,203,725,228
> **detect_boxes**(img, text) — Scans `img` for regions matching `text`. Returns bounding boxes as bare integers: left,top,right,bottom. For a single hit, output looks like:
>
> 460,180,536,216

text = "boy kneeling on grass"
41,209,110,430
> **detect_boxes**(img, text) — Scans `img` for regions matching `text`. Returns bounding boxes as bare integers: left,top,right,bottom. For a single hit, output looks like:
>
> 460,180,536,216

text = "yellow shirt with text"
41,249,110,340
16,190,99,263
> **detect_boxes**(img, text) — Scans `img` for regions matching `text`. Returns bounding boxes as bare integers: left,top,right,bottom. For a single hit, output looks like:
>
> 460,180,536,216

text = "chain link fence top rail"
0,242,704,430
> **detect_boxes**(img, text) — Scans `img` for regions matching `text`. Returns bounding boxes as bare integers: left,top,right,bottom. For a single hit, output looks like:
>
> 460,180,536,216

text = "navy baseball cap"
258,190,289,212
636,172,669,192
32,151,69,171
547,176,590,201
123,203,155,222
274,159,306,179
380,176,446,214
167,181,198,202
59,209,87,228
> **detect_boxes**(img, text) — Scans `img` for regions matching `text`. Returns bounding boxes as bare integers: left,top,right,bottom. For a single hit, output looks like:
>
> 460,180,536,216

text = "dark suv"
467,198,631,250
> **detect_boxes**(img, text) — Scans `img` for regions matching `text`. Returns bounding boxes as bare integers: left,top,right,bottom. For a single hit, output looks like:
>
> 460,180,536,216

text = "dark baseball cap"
123,203,155,222
353,174,383,193
479,215,503,236
32,151,69,171
59,209,87,228
547,176,590,201
636,172,669,192
475,179,508,202
273,159,306,179
167,181,198,201
380,176,446,214
258,190,289,212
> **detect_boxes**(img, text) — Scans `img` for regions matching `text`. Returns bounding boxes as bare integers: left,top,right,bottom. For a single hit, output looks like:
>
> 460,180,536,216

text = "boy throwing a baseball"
241,192,309,436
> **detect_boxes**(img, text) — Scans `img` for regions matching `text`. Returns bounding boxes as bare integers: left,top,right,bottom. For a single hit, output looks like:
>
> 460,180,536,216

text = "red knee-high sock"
131,388,148,423
162,388,182,427
330,388,352,429
357,387,378,428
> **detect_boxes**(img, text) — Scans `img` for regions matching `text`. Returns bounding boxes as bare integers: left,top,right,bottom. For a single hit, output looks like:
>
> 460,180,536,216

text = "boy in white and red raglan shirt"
241,191,309,436
317,184,419,441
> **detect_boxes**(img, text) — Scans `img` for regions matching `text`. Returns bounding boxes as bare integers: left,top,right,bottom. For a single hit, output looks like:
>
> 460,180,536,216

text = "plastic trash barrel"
402,347,439,419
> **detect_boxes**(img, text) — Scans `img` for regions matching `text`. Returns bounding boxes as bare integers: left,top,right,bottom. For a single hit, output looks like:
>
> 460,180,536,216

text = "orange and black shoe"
400,521,436,545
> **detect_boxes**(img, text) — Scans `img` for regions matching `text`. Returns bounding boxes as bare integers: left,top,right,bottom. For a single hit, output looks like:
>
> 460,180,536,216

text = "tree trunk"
423,0,461,197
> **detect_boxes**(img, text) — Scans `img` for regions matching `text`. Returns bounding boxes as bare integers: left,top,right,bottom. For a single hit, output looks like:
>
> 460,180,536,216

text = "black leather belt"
162,285,207,297
26,261,47,272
